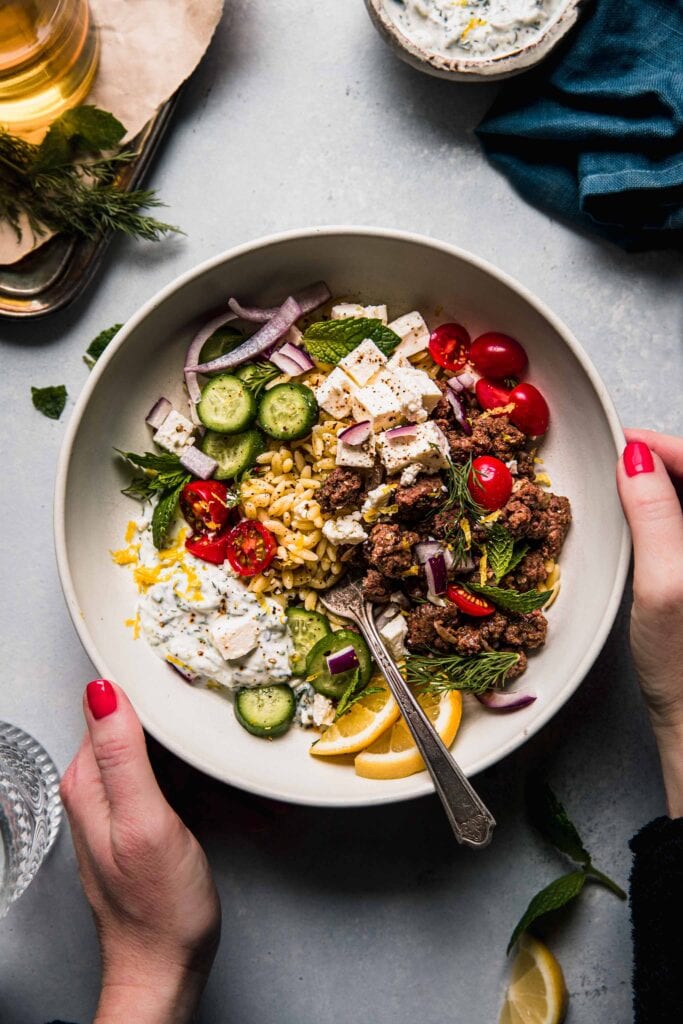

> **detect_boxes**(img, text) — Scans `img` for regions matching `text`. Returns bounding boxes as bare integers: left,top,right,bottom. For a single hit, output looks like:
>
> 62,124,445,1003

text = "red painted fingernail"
623,441,655,477
86,679,117,720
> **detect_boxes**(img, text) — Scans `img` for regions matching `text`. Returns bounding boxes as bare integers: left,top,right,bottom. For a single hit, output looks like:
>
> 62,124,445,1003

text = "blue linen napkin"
476,0,683,250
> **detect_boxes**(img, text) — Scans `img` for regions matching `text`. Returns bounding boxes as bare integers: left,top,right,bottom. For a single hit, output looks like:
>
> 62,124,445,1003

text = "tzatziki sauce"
385,0,568,61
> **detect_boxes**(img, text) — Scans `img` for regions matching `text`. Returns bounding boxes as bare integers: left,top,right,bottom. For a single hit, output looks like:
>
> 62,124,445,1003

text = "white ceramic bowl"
364,0,587,82
55,226,629,807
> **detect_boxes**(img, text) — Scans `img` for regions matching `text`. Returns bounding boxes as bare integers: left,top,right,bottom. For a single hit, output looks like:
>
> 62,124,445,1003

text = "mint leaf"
486,524,514,581
507,870,586,954
505,542,530,577
303,317,400,363
151,482,186,549
116,449,183,474
84,323,122,368
527,780,591,867
31,384,67,420
467,582,552,613
35,105,125,170
334,668,361,720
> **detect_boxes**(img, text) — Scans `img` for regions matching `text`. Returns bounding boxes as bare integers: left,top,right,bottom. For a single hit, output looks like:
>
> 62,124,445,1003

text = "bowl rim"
54,224,630,806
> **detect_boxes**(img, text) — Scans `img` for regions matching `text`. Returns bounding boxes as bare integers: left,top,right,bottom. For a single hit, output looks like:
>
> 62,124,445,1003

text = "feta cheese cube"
314,367,355,419
352,381,403,431
388,311,430,359
336,433,376,469
339,339,387,386
396,367,442,414
331,303,388,324
379,613,408,661
322,513,368,546
210,617,259,661
153,409,195,454
373,368,426,424
376,421,450,475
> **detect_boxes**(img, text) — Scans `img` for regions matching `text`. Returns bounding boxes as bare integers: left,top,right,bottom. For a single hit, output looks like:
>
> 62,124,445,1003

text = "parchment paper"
0,0,224,265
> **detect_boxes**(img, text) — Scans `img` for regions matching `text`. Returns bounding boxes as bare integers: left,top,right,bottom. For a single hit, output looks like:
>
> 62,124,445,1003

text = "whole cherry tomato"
185,529,231,565
508,382,550,436
225,520,277,577
475,378,511,413
468,455,513,511
446,584,495,617
470,332,528,380
180,480,236,534
428,323,471,374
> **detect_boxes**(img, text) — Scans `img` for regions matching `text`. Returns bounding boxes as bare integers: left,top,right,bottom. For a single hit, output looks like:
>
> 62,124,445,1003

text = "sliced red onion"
446,375,465,394
416,541,443,564
384,424,419,441
425,553,448,596
454,554,477,574
184,309,238,411
446,387,473,436
145,397,172,430
374,605,400,631
326,645,360,675
189,297,302,374
476,690,537,712
270,350,305,376
277,341,314,372
338,421,372,446
427,593,447,607
458,370,480,391
180,445,217,480
228,281,331,323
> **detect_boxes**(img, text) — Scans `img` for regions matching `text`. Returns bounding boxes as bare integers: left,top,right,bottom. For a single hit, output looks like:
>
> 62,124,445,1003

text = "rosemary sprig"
235,361,282,399
435,455,485,567
406,649,520,696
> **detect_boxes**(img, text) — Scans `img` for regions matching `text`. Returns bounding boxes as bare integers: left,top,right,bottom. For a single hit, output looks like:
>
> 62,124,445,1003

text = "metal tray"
0,90,181,320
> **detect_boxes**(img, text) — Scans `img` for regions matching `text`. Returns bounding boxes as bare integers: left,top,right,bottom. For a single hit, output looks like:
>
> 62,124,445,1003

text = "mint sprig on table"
467,582,552,613
0,105,179,243
508,781,626,953
302,317,400,363
84,323,122,368
116,449,191,549
31,384,67,419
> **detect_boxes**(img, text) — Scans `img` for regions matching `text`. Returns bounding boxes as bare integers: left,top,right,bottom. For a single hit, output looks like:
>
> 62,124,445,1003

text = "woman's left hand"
60,679,221,1024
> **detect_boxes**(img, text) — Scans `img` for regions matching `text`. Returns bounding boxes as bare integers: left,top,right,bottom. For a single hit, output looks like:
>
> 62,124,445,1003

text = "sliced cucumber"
305,629,373,700
200,428,264,480
234,685,295,738
257,383,318,441
286,607,331,677
198,375,256,433
199,326,242,364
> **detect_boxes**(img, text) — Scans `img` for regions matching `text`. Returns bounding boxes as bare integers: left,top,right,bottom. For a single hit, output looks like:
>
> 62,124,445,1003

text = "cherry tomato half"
508,382,550,436
225,520,277,577
428,322,471,374
475,378,511,413
470,332,528,380
468,455,513,512
446,584,495,618
185,529,231,565
180,480,236,534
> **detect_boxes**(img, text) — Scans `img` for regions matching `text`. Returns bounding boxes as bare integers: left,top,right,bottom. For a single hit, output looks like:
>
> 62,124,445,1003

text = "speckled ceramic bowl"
55,226,629,808
364,0,587,81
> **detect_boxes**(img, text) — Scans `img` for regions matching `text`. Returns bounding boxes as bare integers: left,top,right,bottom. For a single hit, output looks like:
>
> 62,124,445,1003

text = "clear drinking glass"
0,722,62,918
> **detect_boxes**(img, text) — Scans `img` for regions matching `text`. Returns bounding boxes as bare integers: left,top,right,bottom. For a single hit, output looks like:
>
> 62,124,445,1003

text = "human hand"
617,430,683,817
60,680,221,1024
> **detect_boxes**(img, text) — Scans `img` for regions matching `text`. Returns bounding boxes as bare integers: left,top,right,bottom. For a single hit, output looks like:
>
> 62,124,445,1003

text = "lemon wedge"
499,934,568,1024
354,689,462,780
309,677,400,757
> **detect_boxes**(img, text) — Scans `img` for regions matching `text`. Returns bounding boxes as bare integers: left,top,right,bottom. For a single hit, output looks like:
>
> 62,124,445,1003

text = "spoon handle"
358,604,496,849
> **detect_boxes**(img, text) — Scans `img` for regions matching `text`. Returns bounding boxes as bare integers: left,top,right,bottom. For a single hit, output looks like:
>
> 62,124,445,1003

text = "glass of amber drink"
0,0,99,141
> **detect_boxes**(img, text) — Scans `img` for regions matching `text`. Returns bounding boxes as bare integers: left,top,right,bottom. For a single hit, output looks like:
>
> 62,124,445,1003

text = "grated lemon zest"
124,614,140,640
125,520,138,543
479,551,488,585
111,544,140,566
461,518,471,549
534,472,552,487
461,15,486,39
481,509,502,523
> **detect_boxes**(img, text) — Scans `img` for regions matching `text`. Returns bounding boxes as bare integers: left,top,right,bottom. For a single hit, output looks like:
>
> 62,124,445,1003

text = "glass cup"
0,0,99,141
0,722,62,918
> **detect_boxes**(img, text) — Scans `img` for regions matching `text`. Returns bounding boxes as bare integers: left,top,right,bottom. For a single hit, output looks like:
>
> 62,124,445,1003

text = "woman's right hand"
617,430,683,817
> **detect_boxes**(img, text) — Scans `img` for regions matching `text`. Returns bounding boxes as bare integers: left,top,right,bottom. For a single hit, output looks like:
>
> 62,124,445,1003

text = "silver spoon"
320,576,496,849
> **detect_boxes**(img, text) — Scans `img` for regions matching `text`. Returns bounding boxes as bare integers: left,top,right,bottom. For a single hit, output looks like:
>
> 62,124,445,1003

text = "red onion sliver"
228,281,331,323
277,341,314,372
270,350,304,376
425,553,448,596
189,297,302,374
446,387,472,436
338,421,372,446
184,308,238,407
145,397,172,430
326,645,360,675
457,370,479,391
179,445,217,480
446,375,465,394
384,424,419,441
476,690,537,712
415,541,443,565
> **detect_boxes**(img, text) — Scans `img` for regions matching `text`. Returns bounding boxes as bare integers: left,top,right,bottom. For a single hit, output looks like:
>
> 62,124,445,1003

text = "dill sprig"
406,649,520,696
436,455,485,567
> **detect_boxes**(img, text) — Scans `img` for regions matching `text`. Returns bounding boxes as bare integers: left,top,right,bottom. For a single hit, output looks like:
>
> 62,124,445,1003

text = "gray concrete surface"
1,2,681,1021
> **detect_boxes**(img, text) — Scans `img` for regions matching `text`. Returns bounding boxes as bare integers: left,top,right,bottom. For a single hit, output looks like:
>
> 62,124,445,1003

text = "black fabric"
630,816,683,1022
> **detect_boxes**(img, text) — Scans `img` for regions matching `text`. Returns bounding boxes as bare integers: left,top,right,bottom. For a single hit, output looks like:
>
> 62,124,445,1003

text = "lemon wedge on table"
499,934,568,1024
354,689,462,780
309,678,400,757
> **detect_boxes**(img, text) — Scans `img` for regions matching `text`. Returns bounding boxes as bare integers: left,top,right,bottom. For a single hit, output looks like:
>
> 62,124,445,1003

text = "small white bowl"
54,226,629,808
364,0,587,81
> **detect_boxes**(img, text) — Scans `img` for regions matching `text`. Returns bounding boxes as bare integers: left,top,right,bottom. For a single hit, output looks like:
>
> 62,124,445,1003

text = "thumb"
616,440,683,600
84,679,166,822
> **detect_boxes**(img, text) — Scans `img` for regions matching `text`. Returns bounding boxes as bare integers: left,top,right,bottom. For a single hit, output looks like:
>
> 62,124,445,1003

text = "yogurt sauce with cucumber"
385,0,568,60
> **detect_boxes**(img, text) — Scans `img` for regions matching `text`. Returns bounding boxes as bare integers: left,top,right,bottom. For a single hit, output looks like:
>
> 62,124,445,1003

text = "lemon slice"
354,689,462,780
499,934,568,1024
309,677,400,757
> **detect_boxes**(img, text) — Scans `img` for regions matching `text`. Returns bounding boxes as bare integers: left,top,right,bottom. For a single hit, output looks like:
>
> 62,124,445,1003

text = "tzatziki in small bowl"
364,0,587,81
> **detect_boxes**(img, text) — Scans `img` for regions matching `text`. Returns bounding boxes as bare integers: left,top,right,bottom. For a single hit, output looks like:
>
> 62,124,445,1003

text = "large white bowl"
55,227,629,807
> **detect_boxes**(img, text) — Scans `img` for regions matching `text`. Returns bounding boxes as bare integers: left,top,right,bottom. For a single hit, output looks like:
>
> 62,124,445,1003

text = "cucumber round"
198,374,256,433
286,607,331,677
305,629,373,700
234,685,295,738
200,428,264,480
257,383,318,441
198,326,242,364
